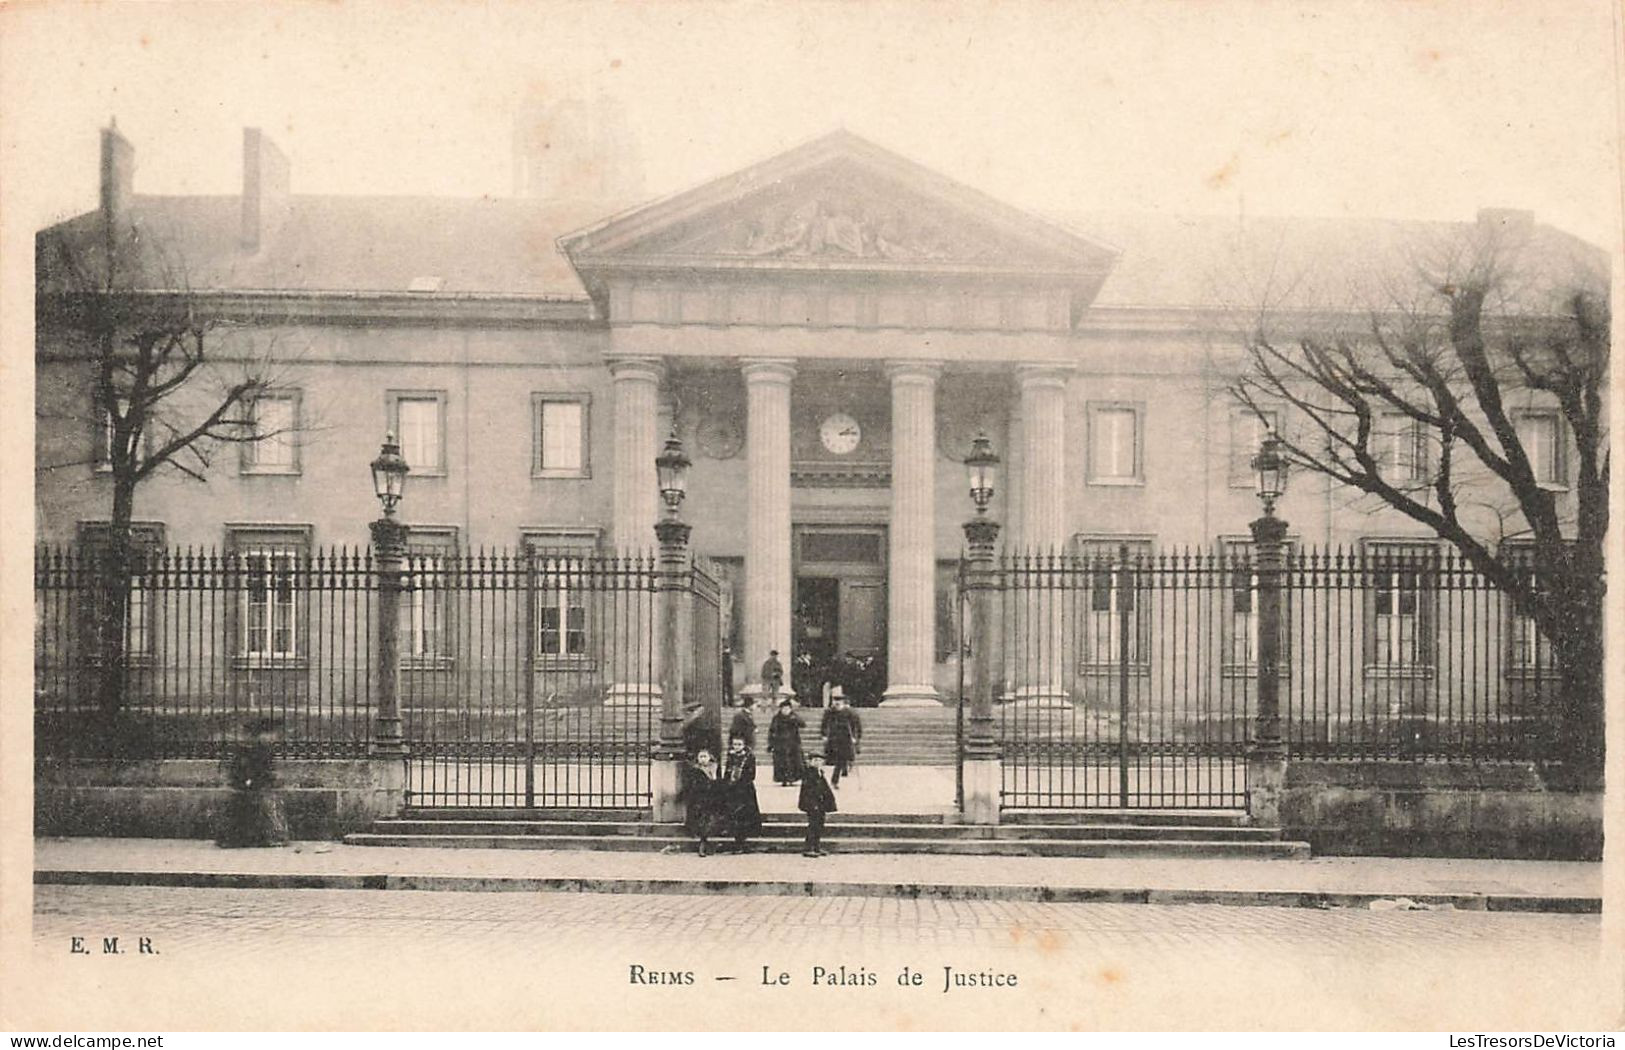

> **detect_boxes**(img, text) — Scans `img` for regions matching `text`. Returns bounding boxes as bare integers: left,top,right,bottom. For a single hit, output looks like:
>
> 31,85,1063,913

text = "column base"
879,685,943,707
651,755,685,823
604,682,663,707
998,685,1073,710
960,757,1001,825
1246,752,1287,828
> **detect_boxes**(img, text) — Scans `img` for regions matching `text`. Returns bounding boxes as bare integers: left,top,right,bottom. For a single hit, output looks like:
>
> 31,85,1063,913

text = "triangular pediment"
561,131,1118,281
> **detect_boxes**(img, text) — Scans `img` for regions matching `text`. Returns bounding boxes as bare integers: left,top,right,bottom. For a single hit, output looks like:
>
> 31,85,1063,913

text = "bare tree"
38,216,299,731
1230,226,1608,782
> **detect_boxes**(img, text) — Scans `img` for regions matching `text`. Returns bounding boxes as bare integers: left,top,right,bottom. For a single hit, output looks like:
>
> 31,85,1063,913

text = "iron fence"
34,544,703,809
35,544,376,759
981,546,1563,809
399,548,660,808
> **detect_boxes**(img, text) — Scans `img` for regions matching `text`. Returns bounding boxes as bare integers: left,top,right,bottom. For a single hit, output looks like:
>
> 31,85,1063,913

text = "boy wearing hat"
797,750,838,857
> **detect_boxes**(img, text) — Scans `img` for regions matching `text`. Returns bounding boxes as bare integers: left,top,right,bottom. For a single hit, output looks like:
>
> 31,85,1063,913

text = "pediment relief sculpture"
636,170,1059,267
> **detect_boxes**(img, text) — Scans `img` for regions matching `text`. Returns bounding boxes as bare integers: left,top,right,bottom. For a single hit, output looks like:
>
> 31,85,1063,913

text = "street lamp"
653,427,694,816
1250,429,1288,517
1247,427,1289,773
960,434,1001,808
965,432,1000,517
368,432,410,755
656,429,691,517
370,432,410,517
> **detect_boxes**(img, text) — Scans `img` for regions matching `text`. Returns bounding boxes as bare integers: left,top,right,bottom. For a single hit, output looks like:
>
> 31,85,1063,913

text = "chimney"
241,127,291,251
100,120,135,228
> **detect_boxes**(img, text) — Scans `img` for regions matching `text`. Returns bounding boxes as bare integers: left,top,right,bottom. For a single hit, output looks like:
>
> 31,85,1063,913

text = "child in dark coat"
722,735,763,850
681,749,730,857
797,751,838,857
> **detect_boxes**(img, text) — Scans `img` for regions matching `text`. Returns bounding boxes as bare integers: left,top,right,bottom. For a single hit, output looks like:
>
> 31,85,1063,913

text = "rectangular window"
1503,543,1557,676
1376,413,1425,483
522,530,599,662
75,521,165,663
1075,538,1152,669
93,398,152,473
1087,403,1143,484
535,557,589,657
1220,537,1293,675
390,392,446,475
229,527,310,661
1230,408,1279,486
243,393,300,474
1515,410,1565,487
243,549,299,658
1364,541,1436,672
532,395,589,477
402,529,457,663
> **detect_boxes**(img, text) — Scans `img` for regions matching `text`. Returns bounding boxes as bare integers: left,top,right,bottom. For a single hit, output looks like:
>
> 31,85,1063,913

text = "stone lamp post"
961,433,1003,825
369,432,410,756
651,430,693,822
1246,429,1290,826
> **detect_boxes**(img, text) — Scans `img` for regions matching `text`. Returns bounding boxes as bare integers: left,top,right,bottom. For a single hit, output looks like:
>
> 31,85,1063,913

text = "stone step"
401,808,1252,827
368,819,1279,842
1001,808,1250,827
343,832,1309,859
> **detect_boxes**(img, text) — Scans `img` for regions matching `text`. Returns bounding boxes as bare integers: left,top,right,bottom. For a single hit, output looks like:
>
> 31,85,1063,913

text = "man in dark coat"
721,735,763,850
681,703,722,761
822,696,862,788
728,696,757,752
766,699,805,786
760,649,784,701
798,751,838,857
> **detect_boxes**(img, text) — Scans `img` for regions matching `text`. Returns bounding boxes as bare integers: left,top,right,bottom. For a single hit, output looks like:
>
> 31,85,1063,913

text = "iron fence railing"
980,546,1567,809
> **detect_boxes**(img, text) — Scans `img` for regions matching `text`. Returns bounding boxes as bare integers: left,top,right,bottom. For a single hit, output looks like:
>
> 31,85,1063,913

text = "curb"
34,869,1602,914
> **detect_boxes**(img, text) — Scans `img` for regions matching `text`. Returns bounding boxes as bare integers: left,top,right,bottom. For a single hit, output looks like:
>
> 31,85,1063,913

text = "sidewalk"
34,836,1602,913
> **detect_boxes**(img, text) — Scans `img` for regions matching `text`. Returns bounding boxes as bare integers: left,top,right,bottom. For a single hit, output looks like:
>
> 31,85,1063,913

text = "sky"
2,0,1621,240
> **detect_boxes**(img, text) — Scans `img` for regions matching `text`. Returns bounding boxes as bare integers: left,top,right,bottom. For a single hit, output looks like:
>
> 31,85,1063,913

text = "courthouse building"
35,122,1594,704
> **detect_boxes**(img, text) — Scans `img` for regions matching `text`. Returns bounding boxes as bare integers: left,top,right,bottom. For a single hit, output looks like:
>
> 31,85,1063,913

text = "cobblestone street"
28,885,1610,1030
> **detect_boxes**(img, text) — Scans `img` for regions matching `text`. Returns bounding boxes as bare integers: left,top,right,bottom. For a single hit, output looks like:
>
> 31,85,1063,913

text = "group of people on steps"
679,649,864,857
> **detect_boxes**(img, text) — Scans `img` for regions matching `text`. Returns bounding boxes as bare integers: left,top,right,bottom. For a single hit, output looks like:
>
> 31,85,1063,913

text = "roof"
37,194,630,298
37,185,1604,317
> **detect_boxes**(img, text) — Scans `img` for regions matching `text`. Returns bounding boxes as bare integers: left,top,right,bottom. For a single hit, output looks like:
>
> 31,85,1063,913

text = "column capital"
740,357,797,385
885,359,944,384
606,355,666,384
1013,361,1075,390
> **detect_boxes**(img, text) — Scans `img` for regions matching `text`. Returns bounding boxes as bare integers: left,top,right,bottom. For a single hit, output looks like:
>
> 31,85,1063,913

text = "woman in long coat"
216,718,289,848
681,749,730,856
721,735,763,850
766,700,805,786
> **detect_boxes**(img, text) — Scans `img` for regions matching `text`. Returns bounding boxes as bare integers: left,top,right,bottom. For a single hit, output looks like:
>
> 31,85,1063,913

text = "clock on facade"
818,412,862,455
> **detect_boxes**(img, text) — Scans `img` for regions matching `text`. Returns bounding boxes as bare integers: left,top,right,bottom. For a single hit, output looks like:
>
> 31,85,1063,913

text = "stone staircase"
346,807,1309,858
782,704,958,766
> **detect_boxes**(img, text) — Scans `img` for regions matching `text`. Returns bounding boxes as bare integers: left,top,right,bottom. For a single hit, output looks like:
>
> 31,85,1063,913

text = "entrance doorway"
792,525,887,705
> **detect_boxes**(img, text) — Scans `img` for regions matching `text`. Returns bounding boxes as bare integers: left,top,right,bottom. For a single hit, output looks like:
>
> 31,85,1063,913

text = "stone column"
882,360,942,706
742,358,796,698
609,357,664,552
1009,363,1073,707
606,356,663,705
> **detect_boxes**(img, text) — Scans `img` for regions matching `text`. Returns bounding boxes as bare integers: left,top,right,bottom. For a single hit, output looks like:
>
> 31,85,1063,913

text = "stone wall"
36,757,406,840
1280,761,1602,860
